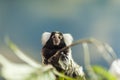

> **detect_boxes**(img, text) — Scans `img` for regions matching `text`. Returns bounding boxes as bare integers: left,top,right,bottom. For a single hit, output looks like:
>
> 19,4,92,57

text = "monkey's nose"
55,39,58,43
54,37,59,43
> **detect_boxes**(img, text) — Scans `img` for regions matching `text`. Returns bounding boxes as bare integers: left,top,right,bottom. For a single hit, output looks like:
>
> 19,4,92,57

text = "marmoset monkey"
41,31,85,79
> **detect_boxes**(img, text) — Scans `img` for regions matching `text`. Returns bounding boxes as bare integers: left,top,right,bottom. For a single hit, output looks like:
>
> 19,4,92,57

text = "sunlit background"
0,0,120,75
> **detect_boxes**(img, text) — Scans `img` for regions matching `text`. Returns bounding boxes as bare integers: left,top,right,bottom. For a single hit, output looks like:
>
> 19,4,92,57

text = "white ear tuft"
41,32,51,45
63,33,73,46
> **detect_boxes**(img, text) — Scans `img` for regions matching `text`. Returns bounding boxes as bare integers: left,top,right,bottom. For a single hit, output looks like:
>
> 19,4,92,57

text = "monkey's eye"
59,36,62,39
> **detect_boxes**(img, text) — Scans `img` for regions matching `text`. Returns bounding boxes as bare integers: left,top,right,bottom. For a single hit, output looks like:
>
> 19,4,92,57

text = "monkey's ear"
63,33,73,46
41,32,51,45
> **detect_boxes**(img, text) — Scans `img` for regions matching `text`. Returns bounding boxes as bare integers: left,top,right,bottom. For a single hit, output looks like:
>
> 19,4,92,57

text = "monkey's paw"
48,56,58,63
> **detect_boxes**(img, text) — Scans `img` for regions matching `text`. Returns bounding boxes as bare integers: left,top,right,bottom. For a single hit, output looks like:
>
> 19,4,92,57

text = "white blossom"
109,59,120,80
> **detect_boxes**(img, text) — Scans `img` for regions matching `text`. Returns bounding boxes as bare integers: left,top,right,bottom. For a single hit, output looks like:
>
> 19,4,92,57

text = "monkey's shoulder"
42,48,60,58
42,48,60,53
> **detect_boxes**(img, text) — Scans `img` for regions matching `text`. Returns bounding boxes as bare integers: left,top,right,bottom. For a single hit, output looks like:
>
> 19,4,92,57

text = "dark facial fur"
42,31,67,62
43,31,66,49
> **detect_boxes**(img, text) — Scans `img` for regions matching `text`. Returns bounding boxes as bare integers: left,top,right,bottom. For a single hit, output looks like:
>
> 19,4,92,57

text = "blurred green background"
0,0,120,72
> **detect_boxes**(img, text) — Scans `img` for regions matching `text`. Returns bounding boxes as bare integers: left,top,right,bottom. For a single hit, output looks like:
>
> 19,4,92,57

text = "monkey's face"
51,33,63,46
41,31,73,48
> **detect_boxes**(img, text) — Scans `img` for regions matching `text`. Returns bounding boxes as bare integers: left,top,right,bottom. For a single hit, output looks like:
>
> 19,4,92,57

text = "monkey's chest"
43,48,60,59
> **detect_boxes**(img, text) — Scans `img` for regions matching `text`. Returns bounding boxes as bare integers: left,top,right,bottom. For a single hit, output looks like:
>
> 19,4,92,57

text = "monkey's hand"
48,55,57,64
48,51,64,64
48,48,69,62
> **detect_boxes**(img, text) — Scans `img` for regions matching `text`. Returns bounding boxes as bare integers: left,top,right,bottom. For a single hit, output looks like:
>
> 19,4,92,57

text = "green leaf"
92,65,117,80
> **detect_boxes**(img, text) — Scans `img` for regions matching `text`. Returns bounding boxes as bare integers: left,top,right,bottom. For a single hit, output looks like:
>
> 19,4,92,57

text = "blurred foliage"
25,66,56,80
92,65,117,80
0,38,118,80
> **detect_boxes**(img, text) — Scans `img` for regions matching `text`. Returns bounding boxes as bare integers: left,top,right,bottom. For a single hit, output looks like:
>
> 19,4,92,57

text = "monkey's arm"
42,48,60,64
42,48,53,64
48,48,69,63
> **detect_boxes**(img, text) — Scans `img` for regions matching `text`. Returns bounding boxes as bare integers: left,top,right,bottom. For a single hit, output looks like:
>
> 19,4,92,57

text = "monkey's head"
41,31,73,49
